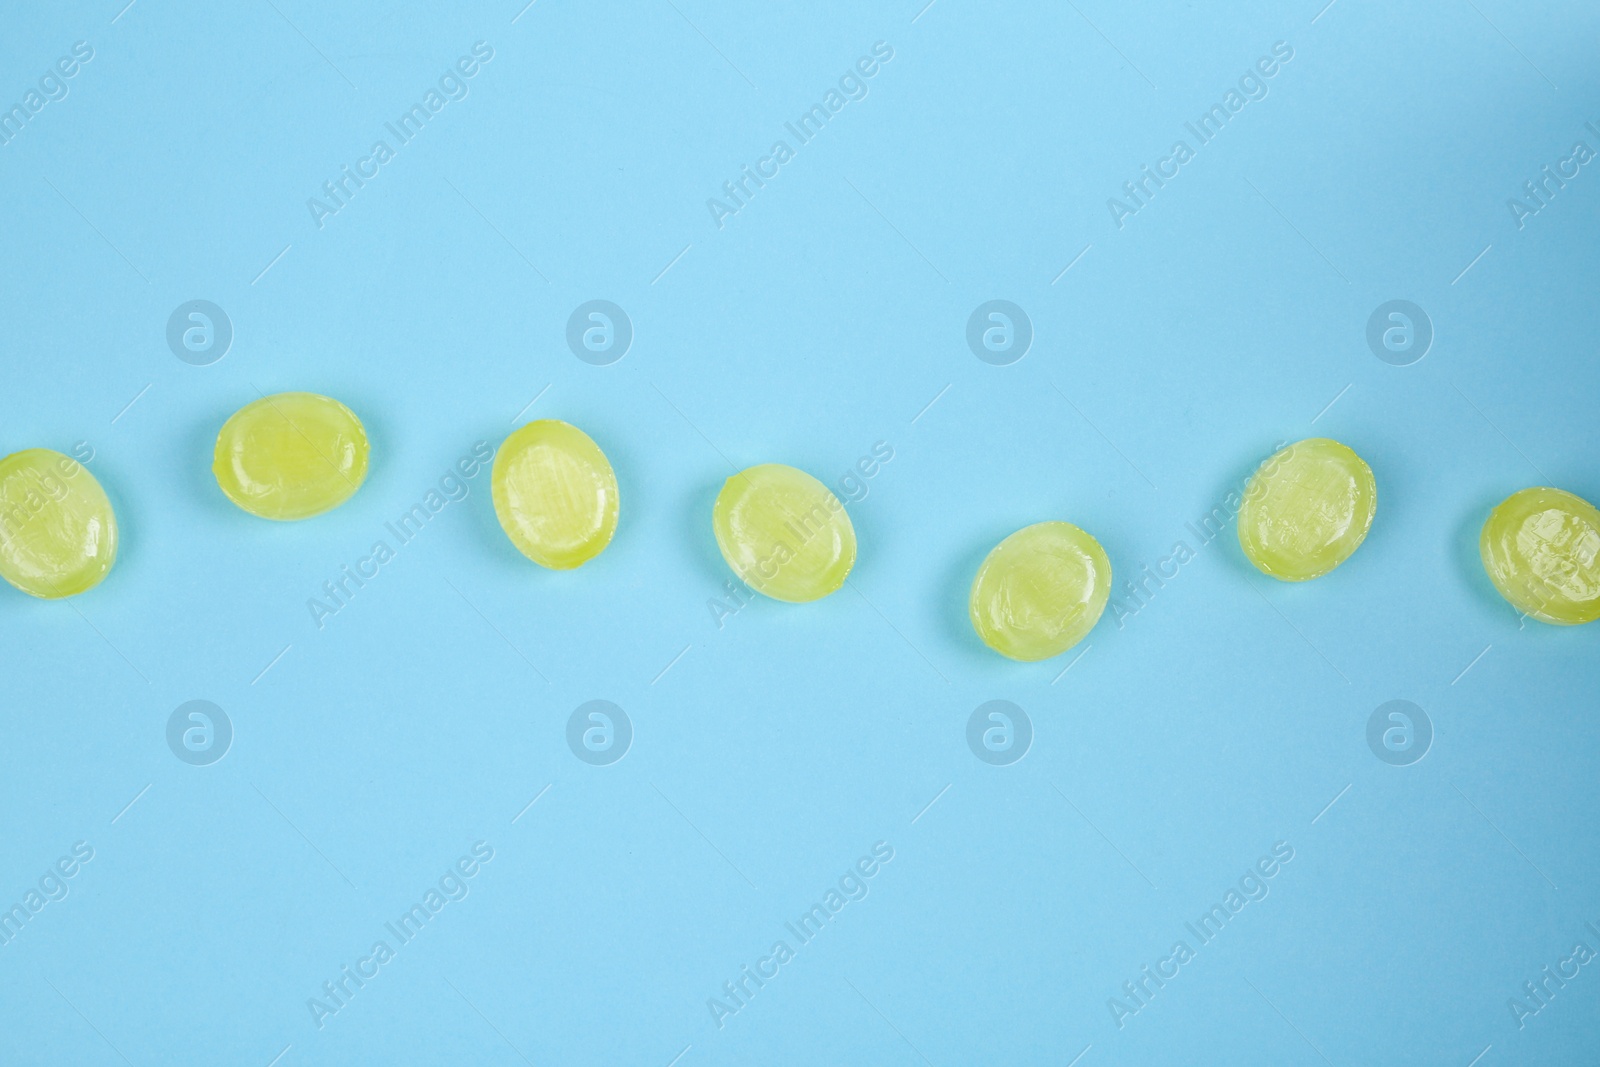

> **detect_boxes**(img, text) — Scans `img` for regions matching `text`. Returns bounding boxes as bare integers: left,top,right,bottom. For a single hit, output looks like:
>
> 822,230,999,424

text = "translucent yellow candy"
1236,438,1376,581
969,521,1111,661
492,420,619,570
213,392,369,520
0,449,118,599
1480,487,1600,625
713,464,855,602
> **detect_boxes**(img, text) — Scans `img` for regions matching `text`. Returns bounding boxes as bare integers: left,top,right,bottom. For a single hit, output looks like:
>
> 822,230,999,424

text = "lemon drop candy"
969,521,1111,661
712,464,856,602
0,449,118,598
492,420,619,570
1480,487,1600,625
213,392,369,520
1236,438,1376,581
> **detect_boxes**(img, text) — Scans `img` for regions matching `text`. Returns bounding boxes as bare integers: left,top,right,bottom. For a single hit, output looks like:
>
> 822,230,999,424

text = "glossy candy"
1236,438,1376,581
969,521,1111,661
713,464,855,602
0,449,118,598
24,380,1591,643
1480,487,1600,625
213,392,369,520
492,420,619,570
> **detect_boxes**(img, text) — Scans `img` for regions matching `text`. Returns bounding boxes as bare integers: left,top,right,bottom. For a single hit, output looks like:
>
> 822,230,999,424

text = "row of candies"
2,391,1596,657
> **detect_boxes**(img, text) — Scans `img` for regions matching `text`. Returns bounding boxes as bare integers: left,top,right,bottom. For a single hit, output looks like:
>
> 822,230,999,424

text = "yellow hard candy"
969,521,1111,661
492,420,619,570
0,449,118,599
1480,487,1600,625
713,464,855,602
1236,438,1376,581
213,392,369,520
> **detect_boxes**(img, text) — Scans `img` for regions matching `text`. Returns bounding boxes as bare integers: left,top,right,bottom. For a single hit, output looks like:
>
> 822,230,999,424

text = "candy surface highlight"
713,464,855,602
492,420,619,570
1236,437,1376,581
0,449,118,599
1480,487,1600,625
213,392,369,520
969,521,1111,661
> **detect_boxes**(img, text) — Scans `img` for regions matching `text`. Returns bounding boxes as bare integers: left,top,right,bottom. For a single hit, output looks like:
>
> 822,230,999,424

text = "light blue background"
2,0,1598,1063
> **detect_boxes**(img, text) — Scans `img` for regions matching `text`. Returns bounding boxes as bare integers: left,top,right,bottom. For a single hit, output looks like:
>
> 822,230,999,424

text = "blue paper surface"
2,1,1598,1063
